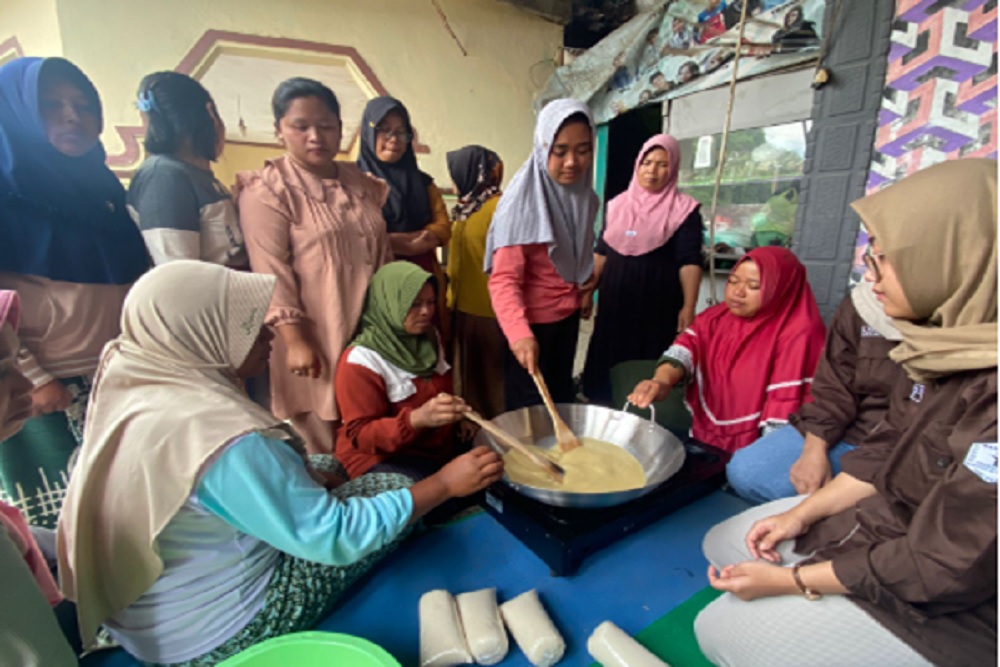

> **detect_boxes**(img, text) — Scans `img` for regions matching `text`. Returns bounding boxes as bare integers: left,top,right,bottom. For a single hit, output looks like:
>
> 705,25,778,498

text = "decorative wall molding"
107,29,426,177
0,36,25,66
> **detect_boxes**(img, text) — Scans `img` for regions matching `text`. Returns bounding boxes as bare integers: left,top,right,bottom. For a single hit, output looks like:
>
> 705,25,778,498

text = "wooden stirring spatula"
530,368,581,452
464,411,565,483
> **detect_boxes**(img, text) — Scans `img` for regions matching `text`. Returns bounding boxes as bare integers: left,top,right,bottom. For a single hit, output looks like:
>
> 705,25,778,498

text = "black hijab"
446,145,501,221
357,96,432,233
446,145,500,198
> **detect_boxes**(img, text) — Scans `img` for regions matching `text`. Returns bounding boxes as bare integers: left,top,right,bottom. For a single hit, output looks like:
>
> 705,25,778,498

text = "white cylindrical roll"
587,621,669,667
419,589,473,667
499,589,565,667
456,588,509,665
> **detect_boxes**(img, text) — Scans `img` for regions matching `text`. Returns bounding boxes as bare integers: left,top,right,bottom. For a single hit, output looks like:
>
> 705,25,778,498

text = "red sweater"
334,345,456,478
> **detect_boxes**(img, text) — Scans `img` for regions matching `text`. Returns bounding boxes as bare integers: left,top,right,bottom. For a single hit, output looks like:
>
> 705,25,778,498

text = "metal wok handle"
621,400,656,425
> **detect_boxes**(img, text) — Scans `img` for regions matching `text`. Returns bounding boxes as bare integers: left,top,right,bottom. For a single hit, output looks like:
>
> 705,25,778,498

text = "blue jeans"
726,425,856,505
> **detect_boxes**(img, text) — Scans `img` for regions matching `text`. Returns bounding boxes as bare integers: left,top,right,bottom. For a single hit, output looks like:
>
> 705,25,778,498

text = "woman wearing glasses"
694,158,997,667
358,97,452,344
237,78,392,455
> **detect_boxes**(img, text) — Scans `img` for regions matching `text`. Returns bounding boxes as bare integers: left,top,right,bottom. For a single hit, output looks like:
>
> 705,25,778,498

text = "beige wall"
0,0,63,60
215,143,284,193
36,0,560,187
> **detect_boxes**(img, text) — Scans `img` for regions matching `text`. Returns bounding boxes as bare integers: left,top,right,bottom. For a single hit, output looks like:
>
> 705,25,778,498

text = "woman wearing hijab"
630,246,826,454
0,290,78,667
335,262,467,481
486,99,600,411
582,134,703,405
128,71,248,268
238,78,392,455
446,145,506,418
727,281,905,504
56,261,502,666
693,159,997,667
358,96,452,344
0,57,149,528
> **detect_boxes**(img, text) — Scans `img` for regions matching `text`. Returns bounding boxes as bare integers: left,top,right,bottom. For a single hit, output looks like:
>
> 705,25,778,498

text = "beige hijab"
851,158,997,381
57,261,283,644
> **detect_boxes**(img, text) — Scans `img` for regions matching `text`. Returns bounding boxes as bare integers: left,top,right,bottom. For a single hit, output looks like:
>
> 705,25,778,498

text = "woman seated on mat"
336,261,467,482
56,261,502,666
629,246,826,455
727,280,905,504
694,158,997,667
581,133,703,406
486,99,600,411
0,290,78,666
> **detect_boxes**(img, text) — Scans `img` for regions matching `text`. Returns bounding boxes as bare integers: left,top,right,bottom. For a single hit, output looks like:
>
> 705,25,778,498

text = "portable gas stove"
482,442,727,576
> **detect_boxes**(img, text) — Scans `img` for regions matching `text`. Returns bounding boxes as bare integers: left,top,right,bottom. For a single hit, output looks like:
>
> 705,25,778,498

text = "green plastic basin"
217,631,401,667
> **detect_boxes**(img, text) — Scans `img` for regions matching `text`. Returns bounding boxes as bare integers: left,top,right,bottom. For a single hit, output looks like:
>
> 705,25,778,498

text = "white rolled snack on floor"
587,621,669,667
499,589,565,667
420,589,473,667
456,588,509,665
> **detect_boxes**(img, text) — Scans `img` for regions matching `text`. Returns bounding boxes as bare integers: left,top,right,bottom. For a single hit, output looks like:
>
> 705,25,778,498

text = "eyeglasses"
862,245,884,281
375,127,413,143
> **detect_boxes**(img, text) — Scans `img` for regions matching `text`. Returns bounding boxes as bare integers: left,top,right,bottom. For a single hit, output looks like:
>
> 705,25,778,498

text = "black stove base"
482,443,727,576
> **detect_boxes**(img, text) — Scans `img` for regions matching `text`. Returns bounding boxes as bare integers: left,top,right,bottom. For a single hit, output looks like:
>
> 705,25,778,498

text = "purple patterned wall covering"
852,0,996,279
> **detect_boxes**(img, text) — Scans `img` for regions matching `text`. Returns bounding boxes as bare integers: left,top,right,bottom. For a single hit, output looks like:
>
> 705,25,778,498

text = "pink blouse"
237,156,392,421
488,243,581,344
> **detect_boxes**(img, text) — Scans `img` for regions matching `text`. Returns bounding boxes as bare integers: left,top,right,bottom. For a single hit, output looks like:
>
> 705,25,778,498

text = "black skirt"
583,208,703,404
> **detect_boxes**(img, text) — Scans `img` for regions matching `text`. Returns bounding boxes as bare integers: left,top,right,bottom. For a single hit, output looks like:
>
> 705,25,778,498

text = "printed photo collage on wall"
590,0,826,123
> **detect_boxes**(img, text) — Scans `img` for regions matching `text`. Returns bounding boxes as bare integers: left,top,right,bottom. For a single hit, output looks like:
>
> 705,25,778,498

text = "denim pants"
725,425,855,505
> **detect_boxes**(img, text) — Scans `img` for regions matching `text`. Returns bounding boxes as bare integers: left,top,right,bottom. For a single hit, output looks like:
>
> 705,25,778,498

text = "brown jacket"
798,369,997,667
789,296,902,445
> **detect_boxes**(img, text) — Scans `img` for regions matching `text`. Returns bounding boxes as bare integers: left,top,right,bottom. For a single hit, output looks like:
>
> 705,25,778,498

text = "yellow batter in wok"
503,438,646,493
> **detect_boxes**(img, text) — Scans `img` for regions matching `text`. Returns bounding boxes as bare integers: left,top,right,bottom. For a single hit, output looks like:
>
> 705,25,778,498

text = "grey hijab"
484,98,599,284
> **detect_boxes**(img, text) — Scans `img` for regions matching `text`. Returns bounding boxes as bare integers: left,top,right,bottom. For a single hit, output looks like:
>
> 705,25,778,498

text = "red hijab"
670,247,826,453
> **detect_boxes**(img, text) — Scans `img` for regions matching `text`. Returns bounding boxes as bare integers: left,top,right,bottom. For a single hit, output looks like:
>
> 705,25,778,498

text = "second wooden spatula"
530,368,581,452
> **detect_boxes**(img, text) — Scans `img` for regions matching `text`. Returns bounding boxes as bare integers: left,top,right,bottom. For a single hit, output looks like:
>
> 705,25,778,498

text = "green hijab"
352,261,439,376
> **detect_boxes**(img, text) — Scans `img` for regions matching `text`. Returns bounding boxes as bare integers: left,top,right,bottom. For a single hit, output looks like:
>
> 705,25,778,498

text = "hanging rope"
706,0,751,305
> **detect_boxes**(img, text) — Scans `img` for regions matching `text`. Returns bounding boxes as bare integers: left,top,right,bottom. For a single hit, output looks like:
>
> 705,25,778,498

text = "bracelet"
791,563,822,601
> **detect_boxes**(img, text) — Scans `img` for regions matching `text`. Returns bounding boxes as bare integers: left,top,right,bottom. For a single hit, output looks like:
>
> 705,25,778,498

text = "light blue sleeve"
197,432,413,566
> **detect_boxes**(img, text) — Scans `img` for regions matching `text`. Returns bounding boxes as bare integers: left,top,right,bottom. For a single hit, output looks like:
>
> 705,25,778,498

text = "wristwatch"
792,563,822,601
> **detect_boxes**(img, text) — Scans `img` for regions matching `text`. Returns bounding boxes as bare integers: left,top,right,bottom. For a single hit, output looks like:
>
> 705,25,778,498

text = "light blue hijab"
484,98,599,284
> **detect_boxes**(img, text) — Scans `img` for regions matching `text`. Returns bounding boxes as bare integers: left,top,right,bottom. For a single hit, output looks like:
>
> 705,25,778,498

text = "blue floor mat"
82,490,749,667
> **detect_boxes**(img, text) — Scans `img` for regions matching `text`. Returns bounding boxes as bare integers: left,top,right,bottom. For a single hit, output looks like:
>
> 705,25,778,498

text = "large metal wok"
473,402,686,509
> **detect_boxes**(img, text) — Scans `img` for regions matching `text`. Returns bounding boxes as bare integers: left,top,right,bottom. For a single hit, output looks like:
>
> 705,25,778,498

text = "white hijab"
57,261,284,644
484,98,600,284
851,279,903,341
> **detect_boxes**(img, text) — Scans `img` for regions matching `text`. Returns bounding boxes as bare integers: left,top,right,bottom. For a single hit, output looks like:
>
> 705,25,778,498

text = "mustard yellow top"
447,194,499,318
425,183,452,246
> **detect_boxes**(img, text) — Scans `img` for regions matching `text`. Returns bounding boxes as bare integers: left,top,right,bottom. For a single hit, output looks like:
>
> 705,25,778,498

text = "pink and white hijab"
602,134,699,256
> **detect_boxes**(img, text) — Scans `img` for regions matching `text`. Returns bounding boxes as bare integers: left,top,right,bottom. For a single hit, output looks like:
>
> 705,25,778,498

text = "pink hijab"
0,290,19,329
603,134,699,256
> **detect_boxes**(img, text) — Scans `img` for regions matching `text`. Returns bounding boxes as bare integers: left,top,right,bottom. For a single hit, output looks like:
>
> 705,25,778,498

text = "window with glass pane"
677,121,809,255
